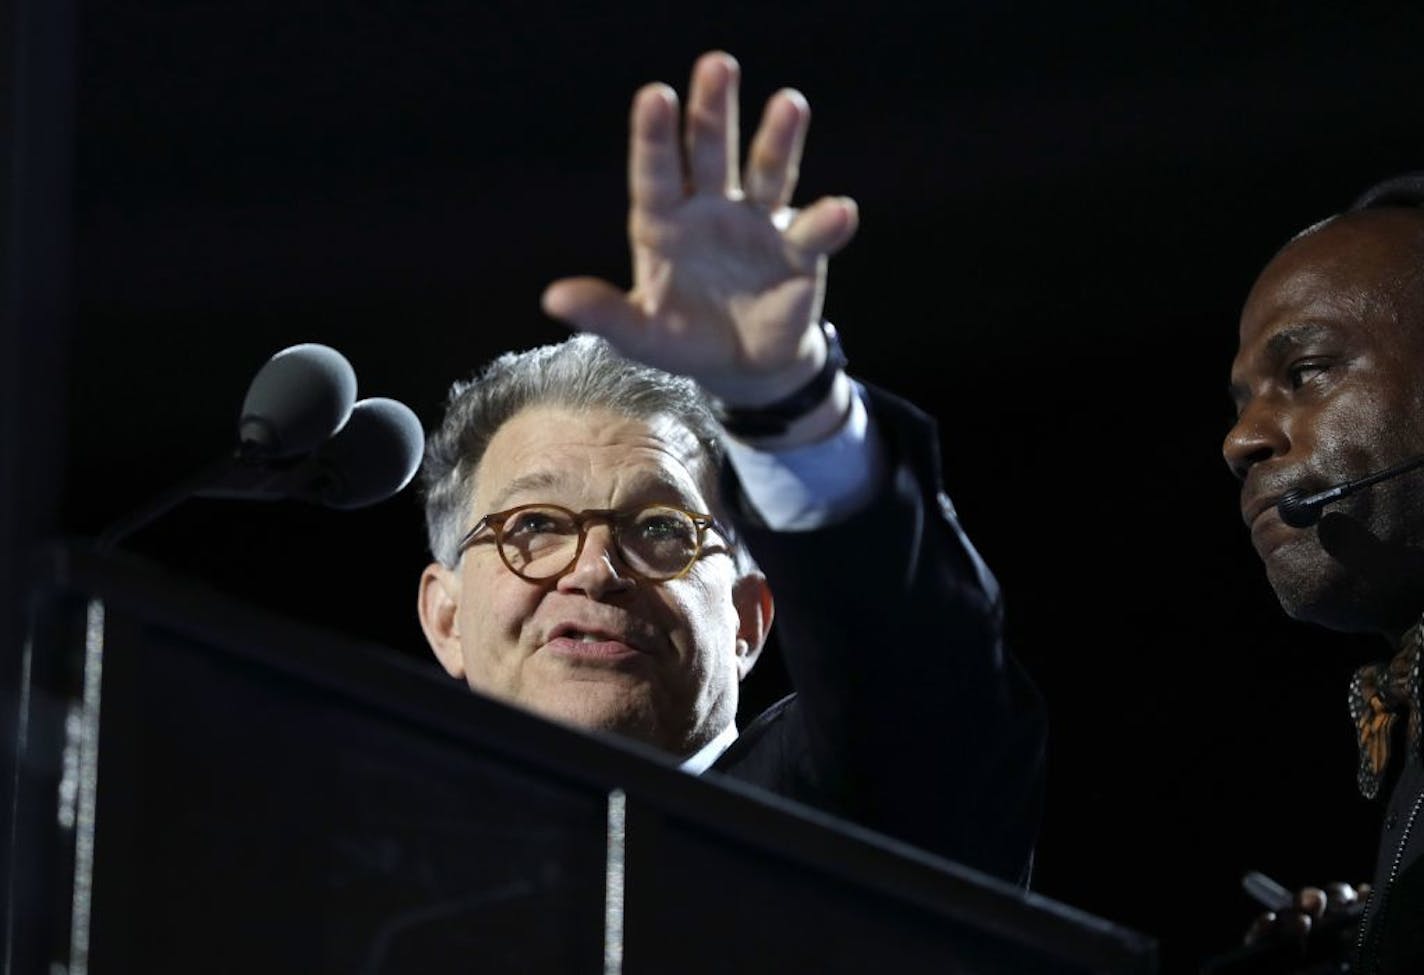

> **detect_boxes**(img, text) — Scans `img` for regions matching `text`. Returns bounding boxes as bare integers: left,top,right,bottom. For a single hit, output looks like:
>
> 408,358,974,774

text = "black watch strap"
715,322,847,438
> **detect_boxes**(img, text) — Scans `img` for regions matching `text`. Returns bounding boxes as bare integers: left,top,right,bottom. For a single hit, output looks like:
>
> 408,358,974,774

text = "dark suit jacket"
709,384,1046,886
1357,756,1424,974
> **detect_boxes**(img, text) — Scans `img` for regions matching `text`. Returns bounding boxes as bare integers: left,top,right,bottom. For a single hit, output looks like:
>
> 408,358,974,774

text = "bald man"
1224,175,1424,974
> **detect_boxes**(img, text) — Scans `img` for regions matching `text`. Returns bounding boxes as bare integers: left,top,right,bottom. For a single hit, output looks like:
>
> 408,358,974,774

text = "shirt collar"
679,721,739,775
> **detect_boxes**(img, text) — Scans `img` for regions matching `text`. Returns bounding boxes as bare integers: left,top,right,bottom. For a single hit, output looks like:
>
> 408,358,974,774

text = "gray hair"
422,334,739,568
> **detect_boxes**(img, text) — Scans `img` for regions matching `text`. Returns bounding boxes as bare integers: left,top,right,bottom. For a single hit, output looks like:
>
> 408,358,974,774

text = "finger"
630,83,684,218
1358,883,1373,901
745,88,810,209
784,195,860,260
685,51,740,196
1294,886,1327,919
1278,910,1312,942
1244,911,1277,946
1323,882,1359,914
542,278,647,344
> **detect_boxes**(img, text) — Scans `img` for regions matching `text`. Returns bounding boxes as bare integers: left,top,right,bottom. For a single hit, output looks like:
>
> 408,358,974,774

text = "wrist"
703,321,831,407
724,370,854,449
715,322,851,447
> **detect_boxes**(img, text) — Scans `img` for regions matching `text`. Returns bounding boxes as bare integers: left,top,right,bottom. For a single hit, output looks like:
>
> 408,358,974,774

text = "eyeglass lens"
499,505,701,580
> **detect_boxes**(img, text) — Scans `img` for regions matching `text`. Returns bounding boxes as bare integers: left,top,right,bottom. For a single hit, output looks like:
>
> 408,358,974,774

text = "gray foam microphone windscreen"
238,343,358,459
303,397,425,509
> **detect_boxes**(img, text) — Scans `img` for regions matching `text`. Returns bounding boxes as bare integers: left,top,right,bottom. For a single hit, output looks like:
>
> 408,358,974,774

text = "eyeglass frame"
454,501,729,583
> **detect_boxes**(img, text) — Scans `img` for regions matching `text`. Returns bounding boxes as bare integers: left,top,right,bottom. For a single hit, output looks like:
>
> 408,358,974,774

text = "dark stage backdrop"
36,1,1424,970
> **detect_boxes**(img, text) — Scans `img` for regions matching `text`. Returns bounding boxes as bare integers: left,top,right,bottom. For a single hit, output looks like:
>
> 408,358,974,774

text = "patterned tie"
1349,623,1423,800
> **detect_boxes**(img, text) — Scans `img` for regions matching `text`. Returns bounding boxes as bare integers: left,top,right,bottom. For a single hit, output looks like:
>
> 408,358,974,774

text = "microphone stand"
94,445,302,552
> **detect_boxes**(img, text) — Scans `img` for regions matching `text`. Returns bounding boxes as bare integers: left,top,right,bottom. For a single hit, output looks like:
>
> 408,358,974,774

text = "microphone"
237,343,358,459
296,397,425,509
97,345,422,550
199,398,424,510
1276,454,1424,528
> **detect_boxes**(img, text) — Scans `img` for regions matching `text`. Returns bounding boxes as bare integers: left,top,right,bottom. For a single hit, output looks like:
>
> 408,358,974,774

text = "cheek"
663,571,739,652
1357,393,1424,463
1346,363,1424,439
1309,389,1401,470
459,568,542,654
1397,381,1424,450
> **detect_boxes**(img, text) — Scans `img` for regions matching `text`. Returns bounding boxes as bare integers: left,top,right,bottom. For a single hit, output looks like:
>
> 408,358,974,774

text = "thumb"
542,277,646,342
783,195,859,262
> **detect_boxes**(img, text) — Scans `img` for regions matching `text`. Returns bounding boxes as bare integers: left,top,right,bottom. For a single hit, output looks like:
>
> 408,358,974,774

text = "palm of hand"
627,195,821,386
543,52,857,406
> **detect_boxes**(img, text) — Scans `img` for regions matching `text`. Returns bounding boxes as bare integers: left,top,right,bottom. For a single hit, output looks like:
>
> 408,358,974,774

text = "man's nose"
1223,398,1289,480
556,525,636,598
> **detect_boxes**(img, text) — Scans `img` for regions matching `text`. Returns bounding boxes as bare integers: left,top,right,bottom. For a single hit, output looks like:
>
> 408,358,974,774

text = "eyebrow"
485,470,569,512
1263,321,1337,361
1227,320,1340,406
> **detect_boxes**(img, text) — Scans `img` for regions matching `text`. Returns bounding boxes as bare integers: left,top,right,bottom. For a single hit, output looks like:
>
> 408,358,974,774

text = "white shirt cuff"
721,382,885,531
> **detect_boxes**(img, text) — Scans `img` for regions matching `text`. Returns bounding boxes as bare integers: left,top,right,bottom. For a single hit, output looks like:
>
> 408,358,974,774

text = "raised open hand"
542,51,858,409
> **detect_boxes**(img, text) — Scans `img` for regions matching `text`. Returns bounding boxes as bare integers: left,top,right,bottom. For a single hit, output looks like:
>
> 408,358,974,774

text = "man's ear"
418,562,466,680
731,571,774,681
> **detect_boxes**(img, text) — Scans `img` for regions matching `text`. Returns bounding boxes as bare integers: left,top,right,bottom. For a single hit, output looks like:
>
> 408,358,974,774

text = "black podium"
7,545,1156,973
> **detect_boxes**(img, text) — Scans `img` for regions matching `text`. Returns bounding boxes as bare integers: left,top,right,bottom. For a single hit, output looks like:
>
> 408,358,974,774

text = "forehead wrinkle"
1257,214,1424,333
1232,211,1424,407
610,466,709,510
481,416,712,515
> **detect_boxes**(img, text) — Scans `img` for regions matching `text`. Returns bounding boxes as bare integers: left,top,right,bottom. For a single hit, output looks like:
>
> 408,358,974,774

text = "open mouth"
545,624,649,661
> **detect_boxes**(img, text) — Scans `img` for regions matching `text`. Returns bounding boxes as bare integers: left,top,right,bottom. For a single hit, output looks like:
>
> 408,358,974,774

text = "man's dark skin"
1224,207,1424,969
1228,209,1424,637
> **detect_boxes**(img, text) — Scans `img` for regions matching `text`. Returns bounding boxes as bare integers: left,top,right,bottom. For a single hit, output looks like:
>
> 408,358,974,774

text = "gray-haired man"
416,52,1043,883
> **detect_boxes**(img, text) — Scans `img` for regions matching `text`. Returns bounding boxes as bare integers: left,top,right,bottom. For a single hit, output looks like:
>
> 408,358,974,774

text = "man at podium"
415,52,1045,886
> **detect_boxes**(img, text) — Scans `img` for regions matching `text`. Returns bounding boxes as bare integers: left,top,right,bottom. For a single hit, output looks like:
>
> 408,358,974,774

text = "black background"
41,0,1424,969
